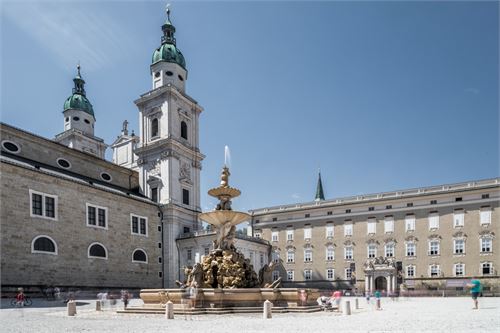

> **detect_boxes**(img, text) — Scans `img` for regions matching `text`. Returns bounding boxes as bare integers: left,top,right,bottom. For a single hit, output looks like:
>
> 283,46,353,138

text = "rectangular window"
287,251,295,263
326,247,334,261
368,207,374,211
344,223,353,236
406,265,415,278
304,249,312,262
406,243,416,257
454,239,465,254
86,204,107,229
368,245,377,258
151,187,158,203
326,268,334,280
45,197,55,218
367,219,376,234
480,207,491,225
272,271,280,281
272,231,279,242
326,224,334,238
429,265,440,277
272,217,277,222
272,251,280,264
429,241,440,256
205,247,210,256
305,213,310,218
132,216,139,233
32,193,43,216
327,211,333,216
481,238,492,253
454,264,464,277
482,194,490,199
385,243,395,257
386,205,392,210
345,268,352,280
482,263,492,275
131,214,148,236
304,270,312,281
287,270,294,281
344,246,353,260
407,202,413,207
158,257,162,264
384,217,394,233
304,227,312,240
98,208,106,227
187,249,192,261
454,210,465,227
30,190,58,220
287,229,294,241
428,213,439,230
182,189,190,205
430,200,437,205
405,215,415,232
345,209,351,213
260,253,264,265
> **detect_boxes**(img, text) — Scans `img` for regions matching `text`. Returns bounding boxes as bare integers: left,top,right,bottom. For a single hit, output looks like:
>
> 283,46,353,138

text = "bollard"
67,300,77,316
96,300,102,311
263,299,272,319
342,300,351,315
355,298,359,309
165,301,174,319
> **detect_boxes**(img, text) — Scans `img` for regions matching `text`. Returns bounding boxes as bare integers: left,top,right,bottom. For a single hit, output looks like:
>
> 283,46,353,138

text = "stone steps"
117,305,322,315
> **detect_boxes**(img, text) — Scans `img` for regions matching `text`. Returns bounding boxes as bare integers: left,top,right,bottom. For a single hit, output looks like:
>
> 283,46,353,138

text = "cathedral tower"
134,8,204,286
55,65,107,158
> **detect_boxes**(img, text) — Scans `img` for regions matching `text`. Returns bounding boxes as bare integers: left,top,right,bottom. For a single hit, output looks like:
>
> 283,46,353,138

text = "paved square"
1,297,499,332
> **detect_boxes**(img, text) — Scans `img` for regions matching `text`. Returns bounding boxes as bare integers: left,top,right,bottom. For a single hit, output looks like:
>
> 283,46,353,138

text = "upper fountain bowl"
208,186,241,199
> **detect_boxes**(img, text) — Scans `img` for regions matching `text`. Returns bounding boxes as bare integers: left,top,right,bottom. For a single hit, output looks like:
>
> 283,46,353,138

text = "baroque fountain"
131,152,319,314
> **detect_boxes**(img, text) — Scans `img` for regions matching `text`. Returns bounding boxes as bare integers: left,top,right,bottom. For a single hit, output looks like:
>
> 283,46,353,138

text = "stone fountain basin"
140,288,320,308
198,210,250,227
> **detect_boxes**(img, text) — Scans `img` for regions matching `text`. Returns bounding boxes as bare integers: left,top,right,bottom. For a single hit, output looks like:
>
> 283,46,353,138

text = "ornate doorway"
375,276,386,291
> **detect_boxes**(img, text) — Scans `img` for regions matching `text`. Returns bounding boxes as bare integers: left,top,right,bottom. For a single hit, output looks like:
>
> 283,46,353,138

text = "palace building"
249,174,499,293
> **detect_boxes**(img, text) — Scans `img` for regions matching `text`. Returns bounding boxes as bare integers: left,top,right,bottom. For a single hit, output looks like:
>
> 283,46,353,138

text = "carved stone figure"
216,197,232,211
259,262,279,288
180,162,191,180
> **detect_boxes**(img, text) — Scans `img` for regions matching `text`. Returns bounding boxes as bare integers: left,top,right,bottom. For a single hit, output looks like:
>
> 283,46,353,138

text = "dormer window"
151,118,159,138
181,121,188,140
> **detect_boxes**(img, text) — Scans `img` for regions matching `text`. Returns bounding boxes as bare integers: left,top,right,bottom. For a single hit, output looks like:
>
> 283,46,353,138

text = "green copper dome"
152,44,186,69
64,94,94,116
63,65,95,118
152,8,187,70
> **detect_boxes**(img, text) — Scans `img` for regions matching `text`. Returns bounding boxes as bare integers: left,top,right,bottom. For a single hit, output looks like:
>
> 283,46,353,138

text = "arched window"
151,118,159,138
31,236,57,255
180,121,188,140
132,249,148,263
88,243,107,259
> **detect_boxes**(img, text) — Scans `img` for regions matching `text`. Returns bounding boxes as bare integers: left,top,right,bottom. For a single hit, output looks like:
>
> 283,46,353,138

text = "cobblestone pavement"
1,297,499,333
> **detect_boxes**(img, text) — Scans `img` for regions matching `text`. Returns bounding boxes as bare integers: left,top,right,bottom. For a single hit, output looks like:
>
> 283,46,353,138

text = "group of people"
315,290,345,311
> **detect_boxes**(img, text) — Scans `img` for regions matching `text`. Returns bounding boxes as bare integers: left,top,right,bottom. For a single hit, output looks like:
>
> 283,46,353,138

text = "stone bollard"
355,298,359,309
263,300,272,319
67,300,77,316
342,300,351,315
165,301,174,319
96,300,102,311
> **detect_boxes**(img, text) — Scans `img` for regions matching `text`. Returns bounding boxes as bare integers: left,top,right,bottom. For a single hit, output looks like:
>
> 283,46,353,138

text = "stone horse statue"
258,262,282,288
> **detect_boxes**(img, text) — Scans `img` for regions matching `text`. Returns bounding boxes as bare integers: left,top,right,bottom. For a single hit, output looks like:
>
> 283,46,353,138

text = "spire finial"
315,170,325,201
166,3,171,20
77,62,81,76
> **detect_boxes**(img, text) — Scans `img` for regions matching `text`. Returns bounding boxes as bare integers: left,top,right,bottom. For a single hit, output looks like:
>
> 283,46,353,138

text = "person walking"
332,290,342,310
374,290,382,310
121,290,130,309
467,279,482,310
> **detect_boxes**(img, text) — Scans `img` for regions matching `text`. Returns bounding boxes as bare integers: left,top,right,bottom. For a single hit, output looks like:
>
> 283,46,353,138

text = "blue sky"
1,1,498,212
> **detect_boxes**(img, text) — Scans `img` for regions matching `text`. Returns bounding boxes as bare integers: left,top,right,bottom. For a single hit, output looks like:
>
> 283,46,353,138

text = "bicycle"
10,297,32,307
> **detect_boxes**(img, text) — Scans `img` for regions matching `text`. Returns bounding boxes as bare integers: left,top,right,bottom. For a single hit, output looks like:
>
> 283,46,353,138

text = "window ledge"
131,232,148,238
453,253,466,257
479,252,493,256
406,256,416,259
86,224,108,231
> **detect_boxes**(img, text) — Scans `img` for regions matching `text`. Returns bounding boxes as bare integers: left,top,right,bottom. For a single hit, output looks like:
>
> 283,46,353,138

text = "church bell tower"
134,7,204,287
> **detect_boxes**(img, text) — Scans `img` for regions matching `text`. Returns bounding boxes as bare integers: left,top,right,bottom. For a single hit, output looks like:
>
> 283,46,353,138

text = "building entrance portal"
364,257,398,294
375,276,386,291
